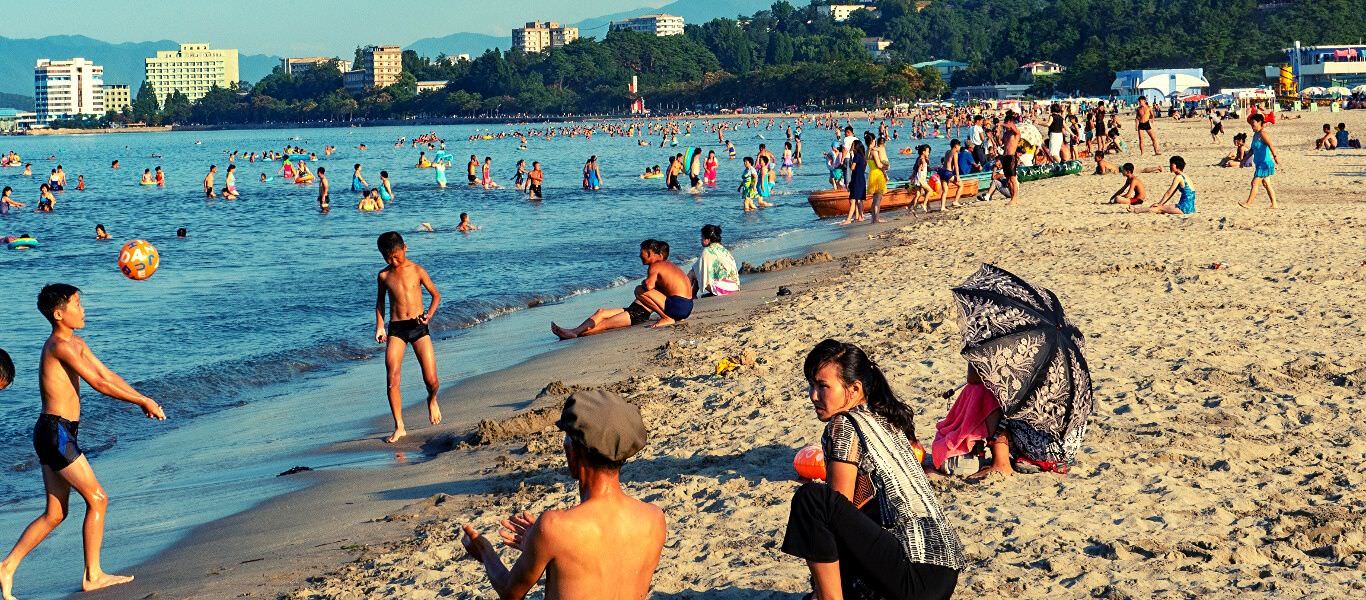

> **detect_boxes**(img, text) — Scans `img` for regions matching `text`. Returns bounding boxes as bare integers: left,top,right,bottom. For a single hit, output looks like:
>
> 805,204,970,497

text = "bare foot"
840,218,852,225
82,572,134,593
385,428,406,444
649,317,677,329
551,323,576,340
1269,202,1279,209
1238,202,1251,209
1,559,16,600
966,463,1015,482
428,400,443,425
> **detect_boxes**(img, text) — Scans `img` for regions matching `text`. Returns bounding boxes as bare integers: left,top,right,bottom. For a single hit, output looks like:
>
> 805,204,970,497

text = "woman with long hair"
842,140,867,225
782,339,964,600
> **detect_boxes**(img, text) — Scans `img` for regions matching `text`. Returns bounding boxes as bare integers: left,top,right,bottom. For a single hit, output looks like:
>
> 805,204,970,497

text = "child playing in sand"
0,284,165,600
1092,150,1119,175
1133,155,1196,215
457,212,478,232
1240,114,1279,209
1108,163,1146,206
373,232,442,443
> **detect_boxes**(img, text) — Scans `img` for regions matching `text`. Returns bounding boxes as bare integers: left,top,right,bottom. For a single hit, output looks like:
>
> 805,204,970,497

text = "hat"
556,390,647,463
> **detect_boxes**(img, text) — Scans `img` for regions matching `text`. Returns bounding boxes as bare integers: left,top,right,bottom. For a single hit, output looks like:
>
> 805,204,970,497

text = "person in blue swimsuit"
1135,155,1196,214
1240,113,1280,209
351,163,368,193
378,171,393,202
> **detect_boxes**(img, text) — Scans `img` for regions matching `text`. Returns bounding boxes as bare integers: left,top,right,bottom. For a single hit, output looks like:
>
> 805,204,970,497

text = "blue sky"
0,0,667,56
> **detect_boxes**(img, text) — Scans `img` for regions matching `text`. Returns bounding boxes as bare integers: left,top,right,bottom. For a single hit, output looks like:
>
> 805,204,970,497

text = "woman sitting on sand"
688,224,739,298
1218,133,1250,168
782,340,963,600
932,364,1013,479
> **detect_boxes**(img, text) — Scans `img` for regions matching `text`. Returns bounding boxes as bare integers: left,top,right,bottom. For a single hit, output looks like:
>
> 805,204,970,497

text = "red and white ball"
117,239,160,280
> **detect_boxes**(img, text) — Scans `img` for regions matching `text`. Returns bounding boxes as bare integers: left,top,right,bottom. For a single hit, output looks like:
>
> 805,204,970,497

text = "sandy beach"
87,110,1366,599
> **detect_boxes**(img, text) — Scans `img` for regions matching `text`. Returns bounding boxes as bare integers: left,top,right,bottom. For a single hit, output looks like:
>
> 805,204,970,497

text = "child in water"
457,212,479,232
358,188,384,212
95,224,110,240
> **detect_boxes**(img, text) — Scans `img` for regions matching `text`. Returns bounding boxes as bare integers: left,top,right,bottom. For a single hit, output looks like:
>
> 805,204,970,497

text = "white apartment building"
144,43,240,106
34,58,104,123
513,22,579,54
818,4,873,22
282,56,352,76
610,14,685,37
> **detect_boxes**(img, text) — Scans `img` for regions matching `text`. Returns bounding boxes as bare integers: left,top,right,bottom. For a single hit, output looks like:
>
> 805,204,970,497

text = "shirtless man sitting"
461,390,666,600
551,239,694,339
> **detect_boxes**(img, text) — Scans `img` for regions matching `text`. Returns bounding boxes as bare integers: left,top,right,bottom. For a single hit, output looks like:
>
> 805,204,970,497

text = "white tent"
1136,73,1209,92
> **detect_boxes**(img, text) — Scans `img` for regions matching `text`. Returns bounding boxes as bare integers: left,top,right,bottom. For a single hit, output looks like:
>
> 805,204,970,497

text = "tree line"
93,0,1363,126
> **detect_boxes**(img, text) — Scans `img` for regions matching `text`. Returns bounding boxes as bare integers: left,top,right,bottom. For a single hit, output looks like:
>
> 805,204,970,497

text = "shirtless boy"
0,284,166,600
1108,163,1146,205
1136,97,1160,155
551,239,694,339
203,165,217,198
461,390,665,600
317,166,330,213
374,232,442,443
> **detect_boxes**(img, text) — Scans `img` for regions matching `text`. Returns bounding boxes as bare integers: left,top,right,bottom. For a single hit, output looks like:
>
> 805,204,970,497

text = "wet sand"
90,111,1366,599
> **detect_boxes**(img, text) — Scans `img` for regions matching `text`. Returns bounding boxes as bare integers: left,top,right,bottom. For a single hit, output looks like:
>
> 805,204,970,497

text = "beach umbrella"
951,264,1093,472
1353,85,1366,95
1301,86,1326,97
1018,122,1044,148
1325,86,1352,97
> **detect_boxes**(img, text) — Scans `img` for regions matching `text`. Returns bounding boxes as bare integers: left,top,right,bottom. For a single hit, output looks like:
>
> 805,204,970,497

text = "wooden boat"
807,175,986,218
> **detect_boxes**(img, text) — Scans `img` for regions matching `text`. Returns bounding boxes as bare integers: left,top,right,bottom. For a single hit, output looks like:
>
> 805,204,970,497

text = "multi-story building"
1019,61,1065,81
512,22,579,54
34,58,104,123
103,84,131,114
282,56,352,76
416,80,449,94
862,37,893,61
0,108,39,132
818,4,874,22
609,14,685,37
343,45,402,93
1265,43,1366,88
144,43,240,106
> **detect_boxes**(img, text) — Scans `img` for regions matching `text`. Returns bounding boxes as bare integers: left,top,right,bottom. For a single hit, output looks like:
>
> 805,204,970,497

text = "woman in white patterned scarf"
783,339,964,600
687,224,739,298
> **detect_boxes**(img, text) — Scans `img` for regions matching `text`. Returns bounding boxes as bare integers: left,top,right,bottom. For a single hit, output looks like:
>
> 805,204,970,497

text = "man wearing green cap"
461,389,666,599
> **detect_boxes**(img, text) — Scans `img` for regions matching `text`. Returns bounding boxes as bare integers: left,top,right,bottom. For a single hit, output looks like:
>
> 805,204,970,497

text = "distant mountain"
405,0,776,59
574,0,776,36
406,32,507,60
0,35,278,97
0,91,34,111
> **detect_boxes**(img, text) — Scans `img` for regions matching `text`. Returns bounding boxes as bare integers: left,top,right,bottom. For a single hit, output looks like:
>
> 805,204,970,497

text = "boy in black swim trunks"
0,284,165,600
374,232,443,444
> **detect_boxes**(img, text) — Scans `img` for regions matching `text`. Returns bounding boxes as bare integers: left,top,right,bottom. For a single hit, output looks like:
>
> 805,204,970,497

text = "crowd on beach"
4,96,1365,600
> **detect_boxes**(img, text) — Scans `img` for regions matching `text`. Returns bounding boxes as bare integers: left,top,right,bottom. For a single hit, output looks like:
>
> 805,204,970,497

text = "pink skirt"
931,383,999,469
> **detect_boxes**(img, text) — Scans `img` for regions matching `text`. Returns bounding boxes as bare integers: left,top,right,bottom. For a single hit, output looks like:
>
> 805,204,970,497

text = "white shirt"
969,125,985,147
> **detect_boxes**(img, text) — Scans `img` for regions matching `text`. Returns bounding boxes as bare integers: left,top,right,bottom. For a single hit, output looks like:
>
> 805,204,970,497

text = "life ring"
294,176,315,184
7,237,39,251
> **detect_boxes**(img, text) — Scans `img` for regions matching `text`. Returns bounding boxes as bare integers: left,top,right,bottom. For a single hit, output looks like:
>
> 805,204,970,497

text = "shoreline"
83,210,917,599
78,114,1366,599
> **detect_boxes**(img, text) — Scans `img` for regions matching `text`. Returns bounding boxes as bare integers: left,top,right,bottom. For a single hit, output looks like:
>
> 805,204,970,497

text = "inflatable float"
5,236,39,251
294,175,315,184
1017,160,1083,183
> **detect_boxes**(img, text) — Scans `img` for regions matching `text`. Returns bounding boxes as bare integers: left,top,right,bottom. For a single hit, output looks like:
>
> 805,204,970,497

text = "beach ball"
793,445,826,481
117,239,159,280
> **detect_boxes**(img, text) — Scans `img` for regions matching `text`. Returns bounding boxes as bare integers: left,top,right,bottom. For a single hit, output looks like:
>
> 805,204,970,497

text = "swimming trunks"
1000,155,1018,179
1138,121,1152,131
34,413,82,471
624,302,651,326
467,173,477,184
388,318,430,344
663,296,693,321
529,183,542,197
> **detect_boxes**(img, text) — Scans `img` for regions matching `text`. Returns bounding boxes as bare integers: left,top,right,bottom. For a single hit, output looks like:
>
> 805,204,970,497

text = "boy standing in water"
317,167,330,213
373,232,443,443
0,285,166,599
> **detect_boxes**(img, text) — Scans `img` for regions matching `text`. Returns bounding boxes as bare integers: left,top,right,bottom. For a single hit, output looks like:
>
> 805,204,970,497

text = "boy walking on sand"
374,232,443,443
0,285,166,600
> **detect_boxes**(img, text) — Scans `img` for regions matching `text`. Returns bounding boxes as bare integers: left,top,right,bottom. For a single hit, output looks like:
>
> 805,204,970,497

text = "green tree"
162,90,192,124
132,81,160,122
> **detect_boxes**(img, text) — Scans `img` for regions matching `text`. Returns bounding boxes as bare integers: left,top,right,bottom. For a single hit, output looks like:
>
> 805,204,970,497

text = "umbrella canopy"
952,264,1093,472
1325,86,1352,97
1018,122,1044,148
1301,86,1327,96
1180,94,1209,102
1353,85,1366,95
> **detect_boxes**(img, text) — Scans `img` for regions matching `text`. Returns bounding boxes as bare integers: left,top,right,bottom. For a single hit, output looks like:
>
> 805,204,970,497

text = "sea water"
0,123,946,596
